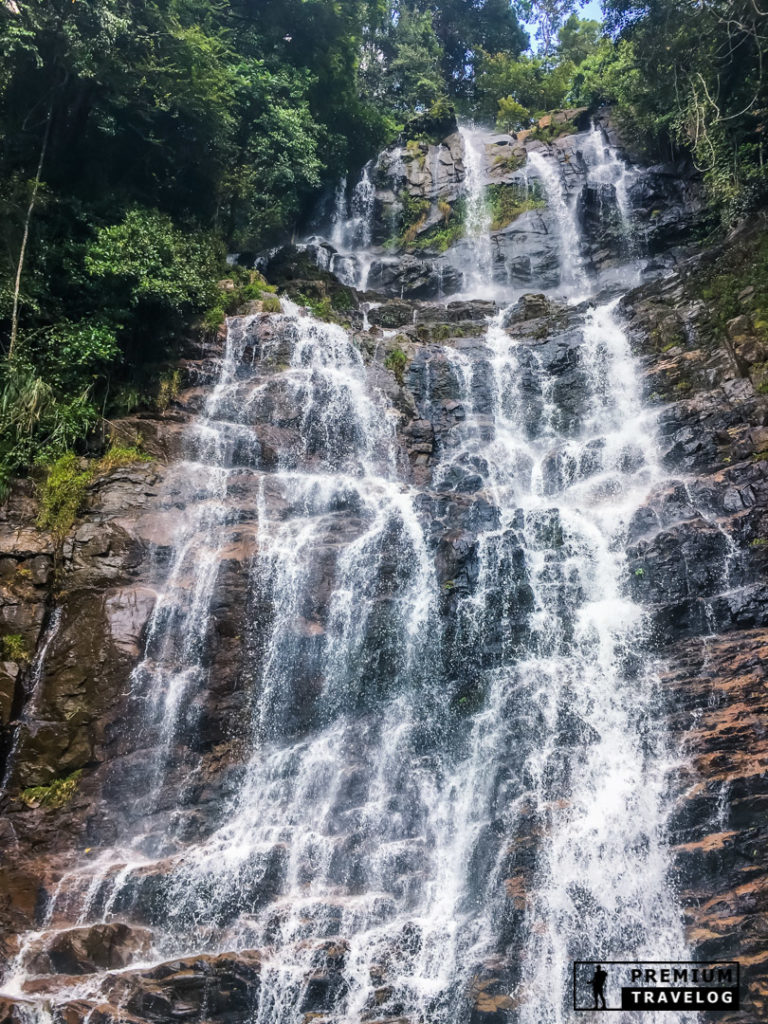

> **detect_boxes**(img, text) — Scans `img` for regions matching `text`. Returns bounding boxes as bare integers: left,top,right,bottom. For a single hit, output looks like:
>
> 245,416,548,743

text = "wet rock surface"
0,121,763,1023
620,236,768,1019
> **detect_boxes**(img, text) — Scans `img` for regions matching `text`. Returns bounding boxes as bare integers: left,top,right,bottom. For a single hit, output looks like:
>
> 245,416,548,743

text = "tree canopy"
0,0,766,488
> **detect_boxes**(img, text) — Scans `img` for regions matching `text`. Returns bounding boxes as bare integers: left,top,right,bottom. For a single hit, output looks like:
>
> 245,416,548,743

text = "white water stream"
0,124,696,1024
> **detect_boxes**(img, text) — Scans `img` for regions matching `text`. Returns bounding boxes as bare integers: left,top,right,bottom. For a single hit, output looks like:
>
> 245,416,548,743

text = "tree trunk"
9,105,52,359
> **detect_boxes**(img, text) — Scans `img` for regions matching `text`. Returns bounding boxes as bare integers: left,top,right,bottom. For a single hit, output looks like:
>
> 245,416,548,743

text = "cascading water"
526,149,588,295
326,165,377,290
1,124,698,1024
583,122,637,228
457,125,495,296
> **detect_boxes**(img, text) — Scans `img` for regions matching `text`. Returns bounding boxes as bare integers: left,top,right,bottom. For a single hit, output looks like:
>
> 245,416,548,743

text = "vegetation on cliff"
0,0,766,493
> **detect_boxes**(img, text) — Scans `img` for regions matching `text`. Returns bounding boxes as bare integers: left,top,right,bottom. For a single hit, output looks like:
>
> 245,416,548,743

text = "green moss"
492,151,526,174
36,454,93,540
37,442,154,540
1,633,29,662
156,368,182,411
294,293,339,324
692,231,768,345
487,183,545,231
528,119,579,144
21,770,83,809
450,682,484,716
750,537,768,547
330,288,354,312
410,218,464,253
384,347,409,385
97,443,153,472
202,268,276,330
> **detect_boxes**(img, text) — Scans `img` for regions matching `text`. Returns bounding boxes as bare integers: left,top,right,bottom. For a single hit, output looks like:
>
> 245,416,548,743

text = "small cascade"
0,606,62,791
1,118,699,1024
457,124,495,296
526,149,588,295
326,165,377,290
583,122,637,229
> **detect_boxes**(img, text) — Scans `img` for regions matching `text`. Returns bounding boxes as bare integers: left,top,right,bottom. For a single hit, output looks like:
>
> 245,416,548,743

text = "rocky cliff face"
0,116,765,1024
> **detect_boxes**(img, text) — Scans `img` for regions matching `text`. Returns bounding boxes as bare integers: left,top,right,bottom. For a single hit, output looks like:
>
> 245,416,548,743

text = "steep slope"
0,117,764,1024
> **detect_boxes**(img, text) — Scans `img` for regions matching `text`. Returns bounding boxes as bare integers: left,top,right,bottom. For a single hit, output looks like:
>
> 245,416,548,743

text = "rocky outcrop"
0,125,761,1024
619,227,768,1019
283,111,704,300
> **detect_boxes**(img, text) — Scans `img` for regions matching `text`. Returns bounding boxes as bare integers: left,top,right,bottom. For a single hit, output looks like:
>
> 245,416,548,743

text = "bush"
384,347,409,385
36,453,93,540
1,633,29,662
20,770,83,809
85,208,222,319
97,443,153,472
156,369,182,411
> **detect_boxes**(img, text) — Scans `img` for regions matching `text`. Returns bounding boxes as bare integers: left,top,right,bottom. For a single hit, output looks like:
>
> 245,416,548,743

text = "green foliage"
156,370,183,413
85,210,222,316
398,192,431,246
693,232,768,342
262,295,282,314
383,8,446,113
579,0,768,221
0,0,396,488
0,359,100,493
487,183,546,231
36,453,93,540
497,97,531,133
557,14,602,66
476,52,576,121
384,347,408,384
97,443,153,472
37,442,153,539
1,633,29,662
408,199,465,252
20,770,83,809
294,294,338,324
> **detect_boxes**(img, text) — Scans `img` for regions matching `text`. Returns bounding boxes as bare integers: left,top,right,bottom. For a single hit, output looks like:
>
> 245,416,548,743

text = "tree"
476,51,574,118
384,6,446,113
497,95,531,132
531,0,577,58
558,14,602,66
431,0,529,96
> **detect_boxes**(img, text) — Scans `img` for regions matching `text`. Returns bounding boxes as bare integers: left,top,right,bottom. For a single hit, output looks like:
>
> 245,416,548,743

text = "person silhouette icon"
591,964,608,1009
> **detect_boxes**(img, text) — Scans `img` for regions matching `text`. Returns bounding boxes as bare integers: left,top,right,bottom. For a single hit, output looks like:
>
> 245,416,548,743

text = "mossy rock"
401,101,458,144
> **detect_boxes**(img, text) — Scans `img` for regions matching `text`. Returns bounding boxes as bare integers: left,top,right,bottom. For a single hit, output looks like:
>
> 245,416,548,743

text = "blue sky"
578,0,604,21
523,0,604,46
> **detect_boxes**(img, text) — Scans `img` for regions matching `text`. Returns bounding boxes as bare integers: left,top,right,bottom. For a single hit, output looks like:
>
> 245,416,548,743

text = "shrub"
156,369,182,411
85,209,222,317
97,443,153,472
262,295,282,313
20,770,83,809
384,347,409,385
1,633,29,662
36,453,93,540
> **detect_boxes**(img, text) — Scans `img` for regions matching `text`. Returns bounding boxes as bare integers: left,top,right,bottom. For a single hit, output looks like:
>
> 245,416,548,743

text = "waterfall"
526,149,588,295
457,125,495,297
327,165,376,290
1,124,697,1024
583,122,637,229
